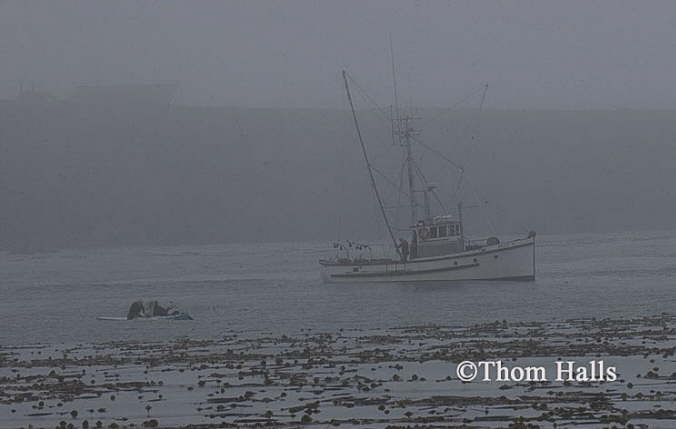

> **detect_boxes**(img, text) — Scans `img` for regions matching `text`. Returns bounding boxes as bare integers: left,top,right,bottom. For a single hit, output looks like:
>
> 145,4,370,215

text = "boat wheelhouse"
414,215,464,258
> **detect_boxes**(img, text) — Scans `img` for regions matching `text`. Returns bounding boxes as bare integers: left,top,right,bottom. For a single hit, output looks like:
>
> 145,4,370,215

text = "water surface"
1,230,674,345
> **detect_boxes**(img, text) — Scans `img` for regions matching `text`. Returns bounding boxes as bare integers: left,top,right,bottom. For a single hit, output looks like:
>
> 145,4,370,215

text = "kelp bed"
1,314,675,429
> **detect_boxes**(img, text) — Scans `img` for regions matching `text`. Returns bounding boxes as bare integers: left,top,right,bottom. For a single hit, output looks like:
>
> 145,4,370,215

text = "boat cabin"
412,215,464,258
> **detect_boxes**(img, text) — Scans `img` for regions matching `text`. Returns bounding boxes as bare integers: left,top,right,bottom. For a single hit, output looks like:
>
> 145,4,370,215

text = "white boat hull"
320,237,535,283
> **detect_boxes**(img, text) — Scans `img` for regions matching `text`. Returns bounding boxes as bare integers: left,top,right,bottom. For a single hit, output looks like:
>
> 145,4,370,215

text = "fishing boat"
319,71,535,283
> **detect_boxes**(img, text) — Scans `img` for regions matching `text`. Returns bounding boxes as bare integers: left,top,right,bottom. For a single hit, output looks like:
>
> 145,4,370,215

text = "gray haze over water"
1,104,675,249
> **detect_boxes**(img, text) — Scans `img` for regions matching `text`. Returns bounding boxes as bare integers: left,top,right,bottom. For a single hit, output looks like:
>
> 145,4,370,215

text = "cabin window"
430,227,438,238
438,225,447,237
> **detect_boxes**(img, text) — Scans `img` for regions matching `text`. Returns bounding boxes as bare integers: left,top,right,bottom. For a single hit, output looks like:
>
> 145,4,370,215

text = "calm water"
1,230,675,346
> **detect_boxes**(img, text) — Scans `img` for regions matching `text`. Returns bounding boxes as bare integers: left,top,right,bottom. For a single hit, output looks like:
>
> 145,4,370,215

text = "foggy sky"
3,1,676,251
2,0,676,109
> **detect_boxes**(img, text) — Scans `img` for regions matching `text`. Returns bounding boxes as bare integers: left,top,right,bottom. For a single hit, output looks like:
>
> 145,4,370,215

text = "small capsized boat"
97,300,193,321
96,313,193,321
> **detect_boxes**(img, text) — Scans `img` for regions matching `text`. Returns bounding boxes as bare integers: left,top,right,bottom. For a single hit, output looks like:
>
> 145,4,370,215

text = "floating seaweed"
1,314,675,428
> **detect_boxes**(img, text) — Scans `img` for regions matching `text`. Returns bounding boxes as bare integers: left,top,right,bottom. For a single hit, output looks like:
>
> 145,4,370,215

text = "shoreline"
2,314,675,429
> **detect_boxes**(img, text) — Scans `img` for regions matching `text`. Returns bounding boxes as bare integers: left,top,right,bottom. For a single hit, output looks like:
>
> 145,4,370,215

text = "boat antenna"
389,38,418,227
342,70,401,257
475,83,488,143
389,35,402,140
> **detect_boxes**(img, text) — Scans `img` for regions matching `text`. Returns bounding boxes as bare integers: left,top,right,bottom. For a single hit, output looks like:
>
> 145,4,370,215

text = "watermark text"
456,360,617,382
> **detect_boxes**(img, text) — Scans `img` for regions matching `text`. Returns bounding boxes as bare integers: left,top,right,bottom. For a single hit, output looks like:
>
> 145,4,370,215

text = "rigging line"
459,83,488,145
431,189,448,215
342,70,401,256
390,105,397,146
463,175,497,235
425,84,487,124
409,136,465,206
411,136,464,173
335,84,351,241
454,168,465,201
346,74,391,124
395,151,408,229
455,84,488,195
413,161,448,214
344,75,402,165
384,204,414,210
411,159,429,186
474,83,488,144
430,85,487,131
443,84,486,112
372,166,409,198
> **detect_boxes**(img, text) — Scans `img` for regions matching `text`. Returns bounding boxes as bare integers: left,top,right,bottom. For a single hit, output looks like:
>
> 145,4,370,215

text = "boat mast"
390,39,418,227
342,70,401,257
402,117,418,226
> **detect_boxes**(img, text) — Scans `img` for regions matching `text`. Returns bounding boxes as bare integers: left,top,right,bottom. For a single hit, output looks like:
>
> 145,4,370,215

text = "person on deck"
410,231,418,259
398,238,410,263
